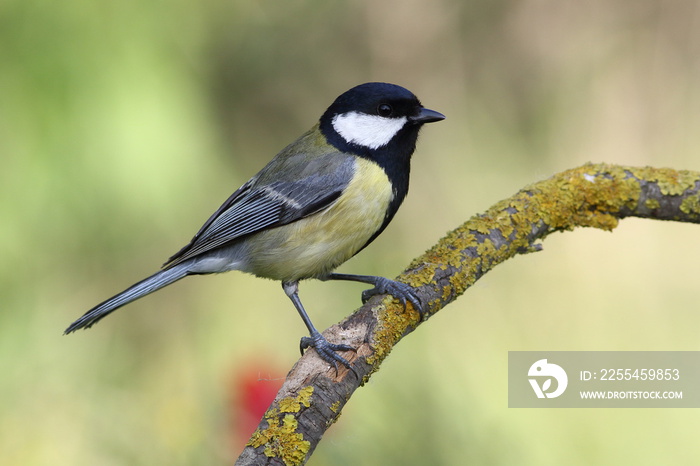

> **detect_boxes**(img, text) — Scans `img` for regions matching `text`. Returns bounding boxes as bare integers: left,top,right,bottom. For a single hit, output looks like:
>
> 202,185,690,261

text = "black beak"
410,107,446,124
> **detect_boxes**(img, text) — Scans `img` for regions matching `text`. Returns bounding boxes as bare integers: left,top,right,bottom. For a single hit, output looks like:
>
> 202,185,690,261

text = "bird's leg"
324,273,424,317
282,281,356,375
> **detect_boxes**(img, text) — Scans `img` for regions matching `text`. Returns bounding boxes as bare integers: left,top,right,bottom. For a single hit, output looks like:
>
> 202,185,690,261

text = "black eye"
377,103,393,117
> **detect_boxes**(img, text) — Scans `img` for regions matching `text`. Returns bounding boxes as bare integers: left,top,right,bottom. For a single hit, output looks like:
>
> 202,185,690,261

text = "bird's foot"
300,331,358,377
361,277,424,316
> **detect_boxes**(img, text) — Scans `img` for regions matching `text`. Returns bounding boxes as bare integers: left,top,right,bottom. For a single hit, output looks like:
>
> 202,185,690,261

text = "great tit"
65,82,445,371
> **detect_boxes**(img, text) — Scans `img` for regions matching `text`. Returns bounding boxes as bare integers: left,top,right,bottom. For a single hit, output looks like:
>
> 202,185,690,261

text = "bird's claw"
361,277,424,317
300,331,358,378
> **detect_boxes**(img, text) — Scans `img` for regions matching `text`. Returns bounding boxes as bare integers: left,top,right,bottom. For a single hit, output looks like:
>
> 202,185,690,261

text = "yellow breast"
244,158,393,281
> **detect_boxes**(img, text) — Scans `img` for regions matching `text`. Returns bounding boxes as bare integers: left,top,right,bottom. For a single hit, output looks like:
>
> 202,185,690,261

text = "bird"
65,82,445,372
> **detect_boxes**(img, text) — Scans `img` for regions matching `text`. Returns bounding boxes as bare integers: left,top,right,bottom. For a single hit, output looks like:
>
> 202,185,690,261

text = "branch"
235,163,700,465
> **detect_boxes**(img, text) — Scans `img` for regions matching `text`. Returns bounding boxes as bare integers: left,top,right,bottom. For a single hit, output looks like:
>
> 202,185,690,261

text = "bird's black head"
319,82,444,236
319,82,445,159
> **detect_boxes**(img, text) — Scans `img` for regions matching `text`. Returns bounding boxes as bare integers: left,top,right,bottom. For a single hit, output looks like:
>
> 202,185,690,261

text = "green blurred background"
3,0,700,464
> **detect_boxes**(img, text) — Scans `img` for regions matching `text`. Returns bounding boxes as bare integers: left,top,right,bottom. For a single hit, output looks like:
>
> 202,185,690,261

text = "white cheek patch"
331,112,408,149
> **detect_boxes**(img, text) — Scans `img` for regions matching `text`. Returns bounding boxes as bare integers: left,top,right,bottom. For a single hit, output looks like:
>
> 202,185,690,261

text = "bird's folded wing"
163,157,353,268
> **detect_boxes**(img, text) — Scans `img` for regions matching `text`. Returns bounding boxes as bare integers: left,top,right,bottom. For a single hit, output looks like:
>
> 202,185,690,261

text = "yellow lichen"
402,262,439,288
367,297,417,365
247,414,310,466
654,169,695,196
680,194,700,216
645,198,660,210
278,386,314,413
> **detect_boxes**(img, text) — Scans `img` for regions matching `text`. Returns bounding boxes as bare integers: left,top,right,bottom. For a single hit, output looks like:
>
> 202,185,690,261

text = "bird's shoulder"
254,124,355,185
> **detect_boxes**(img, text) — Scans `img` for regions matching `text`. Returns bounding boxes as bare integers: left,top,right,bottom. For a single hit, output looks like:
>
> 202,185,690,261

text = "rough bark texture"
235,163,700,465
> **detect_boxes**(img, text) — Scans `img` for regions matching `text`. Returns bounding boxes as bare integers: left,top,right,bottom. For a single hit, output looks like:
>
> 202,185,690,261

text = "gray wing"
164,151,354,268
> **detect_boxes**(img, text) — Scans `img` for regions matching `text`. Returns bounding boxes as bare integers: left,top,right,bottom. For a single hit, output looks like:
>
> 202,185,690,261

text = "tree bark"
235,163,700,465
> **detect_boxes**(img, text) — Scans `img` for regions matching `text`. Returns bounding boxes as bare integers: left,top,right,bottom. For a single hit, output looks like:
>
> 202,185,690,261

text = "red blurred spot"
227,359,284,453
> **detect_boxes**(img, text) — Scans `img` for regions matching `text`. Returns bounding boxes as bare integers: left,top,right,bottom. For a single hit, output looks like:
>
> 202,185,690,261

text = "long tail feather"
64,263,191,334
